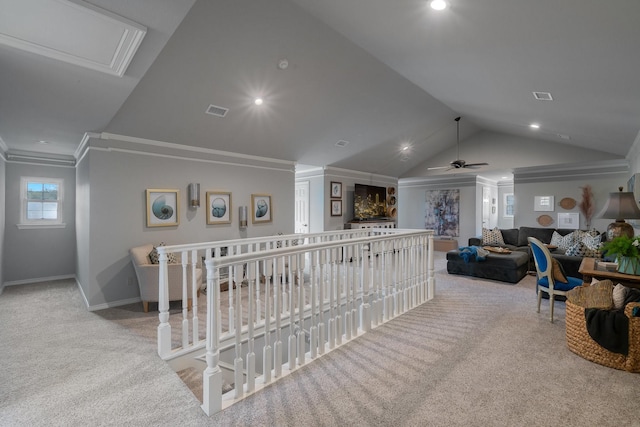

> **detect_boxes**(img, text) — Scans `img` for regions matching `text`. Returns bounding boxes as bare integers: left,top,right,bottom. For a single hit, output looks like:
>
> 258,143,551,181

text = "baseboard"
86,296,142,312
73,279,142,312
3,274,76,287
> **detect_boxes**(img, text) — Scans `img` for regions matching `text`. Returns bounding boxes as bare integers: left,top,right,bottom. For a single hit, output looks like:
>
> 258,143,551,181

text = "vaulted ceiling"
1,0,639,178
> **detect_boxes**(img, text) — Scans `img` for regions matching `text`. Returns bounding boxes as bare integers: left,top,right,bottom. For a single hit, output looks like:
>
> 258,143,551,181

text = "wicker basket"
566,300,640,372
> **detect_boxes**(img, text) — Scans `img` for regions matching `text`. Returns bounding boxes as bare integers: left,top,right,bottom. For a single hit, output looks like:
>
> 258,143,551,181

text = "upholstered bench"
446,249,529,283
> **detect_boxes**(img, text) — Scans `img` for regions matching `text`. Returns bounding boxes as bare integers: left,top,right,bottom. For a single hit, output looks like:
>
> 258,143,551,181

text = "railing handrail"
155,228,414,256
200,229,433,269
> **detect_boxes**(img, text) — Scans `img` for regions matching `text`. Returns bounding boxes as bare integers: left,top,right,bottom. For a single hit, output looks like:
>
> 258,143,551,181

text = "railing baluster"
263,258,273,384
233,264,244,399
192,249,199,344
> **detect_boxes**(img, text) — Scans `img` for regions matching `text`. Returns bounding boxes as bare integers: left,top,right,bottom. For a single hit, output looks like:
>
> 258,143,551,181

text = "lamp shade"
597,187,640,239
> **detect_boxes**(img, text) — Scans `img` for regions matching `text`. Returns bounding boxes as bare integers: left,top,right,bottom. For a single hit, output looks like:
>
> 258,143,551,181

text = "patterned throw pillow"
482,227,505,245
148,242,178,264
565,241,602,258
550,231,574,250
581,233,601,251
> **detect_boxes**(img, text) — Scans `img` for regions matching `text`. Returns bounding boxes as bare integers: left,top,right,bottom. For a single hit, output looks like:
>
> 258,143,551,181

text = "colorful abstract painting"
425,189,459,236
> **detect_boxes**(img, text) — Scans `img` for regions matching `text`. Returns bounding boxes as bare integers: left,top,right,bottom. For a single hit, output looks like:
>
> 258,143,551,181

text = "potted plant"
602,235,640,275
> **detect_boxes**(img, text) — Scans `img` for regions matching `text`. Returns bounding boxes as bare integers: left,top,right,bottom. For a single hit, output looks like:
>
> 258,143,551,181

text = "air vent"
335,140,349,147
532,91,553,101
205,104,229,117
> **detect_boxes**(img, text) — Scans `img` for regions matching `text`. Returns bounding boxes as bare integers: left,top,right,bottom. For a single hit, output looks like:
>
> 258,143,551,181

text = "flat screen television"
353,183,387,220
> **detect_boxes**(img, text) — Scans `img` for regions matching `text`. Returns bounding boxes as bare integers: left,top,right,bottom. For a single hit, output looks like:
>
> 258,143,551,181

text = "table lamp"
597,186,640,240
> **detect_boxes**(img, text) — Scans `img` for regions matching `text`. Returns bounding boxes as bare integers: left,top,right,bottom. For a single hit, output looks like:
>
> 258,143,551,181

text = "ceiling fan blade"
463,162,489,168
427,165,451,170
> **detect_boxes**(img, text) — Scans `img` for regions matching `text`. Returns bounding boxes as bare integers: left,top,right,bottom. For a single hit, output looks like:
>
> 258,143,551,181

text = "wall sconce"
239,206,248,229
188,183,200,208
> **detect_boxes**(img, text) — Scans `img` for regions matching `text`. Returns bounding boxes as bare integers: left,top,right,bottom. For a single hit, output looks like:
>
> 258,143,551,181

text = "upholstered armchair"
129,244,202,312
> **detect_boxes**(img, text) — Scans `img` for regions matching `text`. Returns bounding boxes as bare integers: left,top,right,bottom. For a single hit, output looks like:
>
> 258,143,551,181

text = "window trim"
18,177,66,229
503,192,514,218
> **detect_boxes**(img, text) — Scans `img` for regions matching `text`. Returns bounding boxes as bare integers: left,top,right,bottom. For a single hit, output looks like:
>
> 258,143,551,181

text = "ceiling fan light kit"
428,116,489,171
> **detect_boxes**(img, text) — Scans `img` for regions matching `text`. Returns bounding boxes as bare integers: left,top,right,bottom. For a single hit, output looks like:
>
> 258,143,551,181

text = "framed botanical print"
330,181,342,198
331,199,342,216
146,189,179,227
251,194,272,223
206,191,231,224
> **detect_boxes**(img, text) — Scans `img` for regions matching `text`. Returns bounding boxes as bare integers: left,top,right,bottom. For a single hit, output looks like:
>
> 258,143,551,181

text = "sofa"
468,227,606,279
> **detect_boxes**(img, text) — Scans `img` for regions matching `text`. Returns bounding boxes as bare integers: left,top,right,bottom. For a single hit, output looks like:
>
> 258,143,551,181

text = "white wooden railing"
156,229,435,415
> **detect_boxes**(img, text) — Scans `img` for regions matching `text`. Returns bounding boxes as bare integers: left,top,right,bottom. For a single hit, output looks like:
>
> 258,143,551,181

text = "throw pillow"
482,227,505,246
148,242,177,264
565,241,601,258
612,283,628,310
550,231,574,250
551,258,568,283
581,233,602,251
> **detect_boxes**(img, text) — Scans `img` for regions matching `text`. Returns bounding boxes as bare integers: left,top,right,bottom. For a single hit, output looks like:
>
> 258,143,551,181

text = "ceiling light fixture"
402,146,409,151
254,98,263,106
430,0,447,10
530,123,540,129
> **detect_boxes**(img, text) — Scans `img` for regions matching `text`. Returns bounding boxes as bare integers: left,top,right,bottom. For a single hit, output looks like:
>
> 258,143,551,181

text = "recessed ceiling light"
430,0,447,11
532,91,553,101
254,98,263,106
38,140,50,144
530,123,540,129
402,146,409,151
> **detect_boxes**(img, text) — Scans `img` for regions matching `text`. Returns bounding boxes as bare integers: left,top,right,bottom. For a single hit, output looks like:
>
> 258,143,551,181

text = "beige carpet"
2,252,639,426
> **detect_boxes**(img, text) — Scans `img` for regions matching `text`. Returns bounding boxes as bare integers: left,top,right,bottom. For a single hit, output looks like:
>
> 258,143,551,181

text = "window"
504,193,514,217
19,177,65,229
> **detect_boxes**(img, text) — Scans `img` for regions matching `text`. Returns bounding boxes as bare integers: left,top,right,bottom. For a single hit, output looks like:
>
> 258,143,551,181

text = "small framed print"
557,212,579,229
206,191,231,224
331,199,342,216
251,194,272,224
534,196,554,212
146,189,179,227
330,181,342,198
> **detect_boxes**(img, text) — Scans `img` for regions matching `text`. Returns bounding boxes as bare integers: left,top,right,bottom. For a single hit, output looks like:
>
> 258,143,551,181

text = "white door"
482,186,490,229
295,181,310,233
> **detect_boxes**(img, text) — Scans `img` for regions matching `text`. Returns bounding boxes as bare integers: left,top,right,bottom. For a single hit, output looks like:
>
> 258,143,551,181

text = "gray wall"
3,162,76,283
497,182,515,229
0,155,5,292
514,172,629,232
78,137,295,309
296,168,397,232
398,177,477,245
75,151,91,301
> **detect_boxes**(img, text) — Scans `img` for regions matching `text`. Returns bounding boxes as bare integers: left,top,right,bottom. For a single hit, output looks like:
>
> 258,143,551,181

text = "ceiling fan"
428,116,489,171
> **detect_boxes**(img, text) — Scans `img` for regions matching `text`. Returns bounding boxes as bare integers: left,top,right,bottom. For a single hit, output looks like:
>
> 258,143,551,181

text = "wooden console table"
578,257,640,289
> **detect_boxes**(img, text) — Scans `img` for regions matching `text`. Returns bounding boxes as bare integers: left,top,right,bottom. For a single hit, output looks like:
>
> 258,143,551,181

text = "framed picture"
251,194,272,223
557,212,579,229
206,191,231,224
330,181,342,198
534,196,554,212
146,189,179,227
331,199,342,216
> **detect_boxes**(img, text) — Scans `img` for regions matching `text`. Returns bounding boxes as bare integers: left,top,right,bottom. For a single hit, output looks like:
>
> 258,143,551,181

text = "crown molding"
513,159,629,183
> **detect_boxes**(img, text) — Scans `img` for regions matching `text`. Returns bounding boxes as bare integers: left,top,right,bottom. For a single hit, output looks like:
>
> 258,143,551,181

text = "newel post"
202,259,223,416
157,250,172,358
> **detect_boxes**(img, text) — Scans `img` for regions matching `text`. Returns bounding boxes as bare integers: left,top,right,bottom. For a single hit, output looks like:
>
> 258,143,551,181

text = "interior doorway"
295,180,310,233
